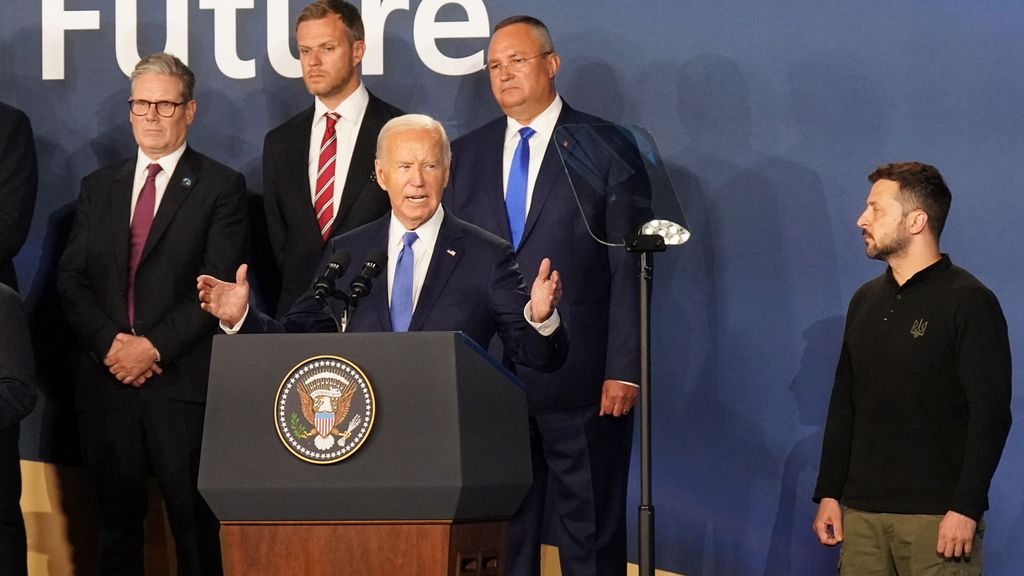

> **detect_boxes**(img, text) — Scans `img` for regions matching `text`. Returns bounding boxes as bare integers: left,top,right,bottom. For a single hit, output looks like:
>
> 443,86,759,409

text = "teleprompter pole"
628,234,665,576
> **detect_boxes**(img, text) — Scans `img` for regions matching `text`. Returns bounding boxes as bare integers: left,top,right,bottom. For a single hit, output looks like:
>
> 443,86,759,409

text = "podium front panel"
199,332,531,521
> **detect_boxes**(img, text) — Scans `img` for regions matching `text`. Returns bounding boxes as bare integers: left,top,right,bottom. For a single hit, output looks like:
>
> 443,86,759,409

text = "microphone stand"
339,306,350,333
627,232,666,576
343,294,362,333
315,291,346,333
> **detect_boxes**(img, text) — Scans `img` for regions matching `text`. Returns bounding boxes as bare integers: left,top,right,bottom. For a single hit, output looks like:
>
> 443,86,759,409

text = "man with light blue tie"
198,114,569,374
444,15,642,576
505,126,535,250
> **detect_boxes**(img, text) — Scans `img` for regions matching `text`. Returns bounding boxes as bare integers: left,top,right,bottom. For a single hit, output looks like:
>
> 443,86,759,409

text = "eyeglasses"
487,51,552,75
129,99,187,118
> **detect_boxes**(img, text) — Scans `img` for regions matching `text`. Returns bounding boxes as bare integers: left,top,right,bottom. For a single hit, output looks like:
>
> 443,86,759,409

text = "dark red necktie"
314,112,340,242
128,163,162,325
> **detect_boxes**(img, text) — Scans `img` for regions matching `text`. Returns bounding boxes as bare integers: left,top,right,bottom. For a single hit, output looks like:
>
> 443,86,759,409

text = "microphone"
313,251,352,301
350,250,387,300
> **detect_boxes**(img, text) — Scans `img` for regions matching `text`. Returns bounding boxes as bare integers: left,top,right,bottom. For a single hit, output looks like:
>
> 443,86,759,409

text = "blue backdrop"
4,1,1022,574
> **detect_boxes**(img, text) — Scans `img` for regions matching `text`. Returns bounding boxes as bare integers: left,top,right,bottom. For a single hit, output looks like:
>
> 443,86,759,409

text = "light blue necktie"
390,231,418,332
505,126,536,249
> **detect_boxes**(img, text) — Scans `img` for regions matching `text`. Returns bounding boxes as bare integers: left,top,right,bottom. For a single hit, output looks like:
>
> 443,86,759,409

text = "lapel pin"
181,177,193,188
446,249,456,256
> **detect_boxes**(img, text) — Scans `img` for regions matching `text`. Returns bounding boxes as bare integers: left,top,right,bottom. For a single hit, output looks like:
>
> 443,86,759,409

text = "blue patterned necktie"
390,231,418,332
505,126,536,249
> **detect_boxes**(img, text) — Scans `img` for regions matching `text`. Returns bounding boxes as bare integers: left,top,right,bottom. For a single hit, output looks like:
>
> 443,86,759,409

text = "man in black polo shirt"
812,162,1011,575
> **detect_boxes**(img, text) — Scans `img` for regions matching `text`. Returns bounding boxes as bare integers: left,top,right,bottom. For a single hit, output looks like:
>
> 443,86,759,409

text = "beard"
864,227,910,261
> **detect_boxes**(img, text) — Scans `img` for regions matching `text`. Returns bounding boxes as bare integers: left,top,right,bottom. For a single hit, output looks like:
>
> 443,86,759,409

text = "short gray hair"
493,15,555,53
376,114,451,165
131,52,195,102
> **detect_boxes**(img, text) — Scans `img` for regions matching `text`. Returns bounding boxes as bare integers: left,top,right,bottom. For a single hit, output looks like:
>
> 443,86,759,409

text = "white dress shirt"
307,83,370,215
386,206,442,311
502,95,562,214
130,142,187,225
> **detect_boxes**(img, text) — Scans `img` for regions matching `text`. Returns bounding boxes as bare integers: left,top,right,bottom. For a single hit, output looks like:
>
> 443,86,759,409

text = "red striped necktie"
314,112,341,242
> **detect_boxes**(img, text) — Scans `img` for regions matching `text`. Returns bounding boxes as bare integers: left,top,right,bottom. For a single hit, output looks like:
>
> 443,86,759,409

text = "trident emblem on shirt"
910,319,928,338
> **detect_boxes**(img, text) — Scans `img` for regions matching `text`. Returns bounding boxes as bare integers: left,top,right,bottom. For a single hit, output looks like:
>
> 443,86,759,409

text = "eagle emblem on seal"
299,375,361,450
275,356,375,464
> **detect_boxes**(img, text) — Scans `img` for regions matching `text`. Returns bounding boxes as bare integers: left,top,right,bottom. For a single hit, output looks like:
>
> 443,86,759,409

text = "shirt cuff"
524,302,560,336
220,305,250,334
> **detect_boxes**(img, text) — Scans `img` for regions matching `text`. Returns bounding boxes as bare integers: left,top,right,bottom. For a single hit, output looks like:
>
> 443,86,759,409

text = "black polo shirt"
814,255,1012,520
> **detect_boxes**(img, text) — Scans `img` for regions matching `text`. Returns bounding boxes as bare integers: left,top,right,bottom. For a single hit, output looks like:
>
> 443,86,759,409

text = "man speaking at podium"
198,114,568,374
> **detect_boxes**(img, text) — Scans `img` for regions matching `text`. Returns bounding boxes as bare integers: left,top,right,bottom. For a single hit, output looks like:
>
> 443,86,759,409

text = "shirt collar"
314,82,369,123
136,142,187,178
504,94,562,145
389,204,445,247
886,253,952,289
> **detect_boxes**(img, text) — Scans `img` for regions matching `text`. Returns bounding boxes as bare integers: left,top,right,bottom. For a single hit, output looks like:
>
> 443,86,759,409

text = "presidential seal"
275,355,375,464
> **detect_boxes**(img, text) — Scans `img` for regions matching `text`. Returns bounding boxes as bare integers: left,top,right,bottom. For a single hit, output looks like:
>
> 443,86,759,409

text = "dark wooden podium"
199,332,531,575
219,520,506,575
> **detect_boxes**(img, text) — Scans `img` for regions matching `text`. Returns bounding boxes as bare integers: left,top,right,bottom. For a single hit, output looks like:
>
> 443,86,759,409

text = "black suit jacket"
0,283,36,431
0,282,35,573
0,102,38,290
57,147,249,409
263,92,403,315
243,212,568,374
445,102,644,409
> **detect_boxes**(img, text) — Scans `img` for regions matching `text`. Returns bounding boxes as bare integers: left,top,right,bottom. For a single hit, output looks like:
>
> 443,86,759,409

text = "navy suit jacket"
242,212,568,373
57,147,249,409
263,92,403,315
445,102,644,409
0,102,38,290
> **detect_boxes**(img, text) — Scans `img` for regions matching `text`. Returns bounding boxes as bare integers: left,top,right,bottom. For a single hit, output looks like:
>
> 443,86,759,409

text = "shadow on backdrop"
623,52,843,575
763,317,844,576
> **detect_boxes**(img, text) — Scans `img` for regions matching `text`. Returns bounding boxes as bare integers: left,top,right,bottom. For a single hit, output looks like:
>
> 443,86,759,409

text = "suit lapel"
111,160,135,287
334,95,385,233
521,105,574,247
282,106,322,241
408,215,463,332
364,220,393,332
481,122,513,243
139,148,196,265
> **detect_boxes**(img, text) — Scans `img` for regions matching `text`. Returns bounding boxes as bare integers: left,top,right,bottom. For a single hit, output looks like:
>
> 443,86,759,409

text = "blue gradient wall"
4,2,1023,574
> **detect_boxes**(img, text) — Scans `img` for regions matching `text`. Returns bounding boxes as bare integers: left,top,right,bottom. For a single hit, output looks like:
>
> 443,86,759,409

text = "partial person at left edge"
0,284,37,576
57,52,249,575
0,101,38,291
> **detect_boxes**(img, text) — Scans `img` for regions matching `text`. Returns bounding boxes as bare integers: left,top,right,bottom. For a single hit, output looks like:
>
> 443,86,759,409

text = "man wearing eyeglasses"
57,52,248,575
444,15,641,576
